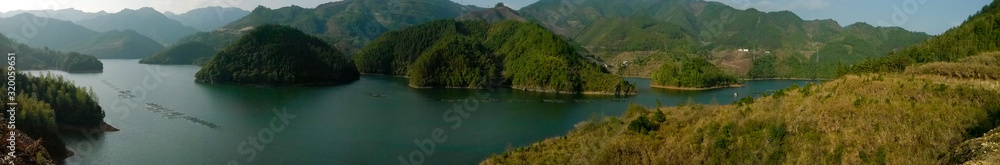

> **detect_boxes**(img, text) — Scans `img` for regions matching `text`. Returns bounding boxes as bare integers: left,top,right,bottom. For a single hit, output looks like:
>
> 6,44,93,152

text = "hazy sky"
0,0,991,35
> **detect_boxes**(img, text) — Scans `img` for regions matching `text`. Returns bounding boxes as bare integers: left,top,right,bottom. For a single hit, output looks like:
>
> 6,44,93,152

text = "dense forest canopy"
195,24,359,85
650,56,741,88
354,19,636,95
3,71,107,161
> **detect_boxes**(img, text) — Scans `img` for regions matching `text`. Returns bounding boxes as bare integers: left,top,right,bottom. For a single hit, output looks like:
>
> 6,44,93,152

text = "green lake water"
26,59,818,164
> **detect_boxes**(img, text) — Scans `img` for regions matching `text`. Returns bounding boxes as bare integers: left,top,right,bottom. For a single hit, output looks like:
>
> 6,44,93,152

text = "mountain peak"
456,2,527,23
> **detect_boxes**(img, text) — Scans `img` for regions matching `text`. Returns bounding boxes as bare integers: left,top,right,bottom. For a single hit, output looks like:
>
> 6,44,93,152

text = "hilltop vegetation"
195,24,359,85
354,20,636,95
140,42,217,65
651,57,741,89
0,32,103,72
484,52,1000,164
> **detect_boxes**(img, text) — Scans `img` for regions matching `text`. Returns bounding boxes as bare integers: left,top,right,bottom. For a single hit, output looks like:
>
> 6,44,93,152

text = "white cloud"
708,0,829,11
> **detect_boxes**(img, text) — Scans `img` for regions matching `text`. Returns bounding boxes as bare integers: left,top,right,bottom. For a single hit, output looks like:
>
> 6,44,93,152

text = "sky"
0,0,991,35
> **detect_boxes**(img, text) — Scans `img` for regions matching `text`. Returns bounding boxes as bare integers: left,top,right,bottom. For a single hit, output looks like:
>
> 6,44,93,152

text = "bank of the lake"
650,84,744,90
29,59,816,165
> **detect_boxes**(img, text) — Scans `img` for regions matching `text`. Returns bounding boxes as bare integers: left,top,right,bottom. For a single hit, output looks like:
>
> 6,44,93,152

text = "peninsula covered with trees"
353,20,636,95
195,24,359,85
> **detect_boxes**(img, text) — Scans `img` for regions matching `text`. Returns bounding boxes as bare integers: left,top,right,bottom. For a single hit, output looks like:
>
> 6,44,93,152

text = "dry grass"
482,53,1000,165
905,52,1000,80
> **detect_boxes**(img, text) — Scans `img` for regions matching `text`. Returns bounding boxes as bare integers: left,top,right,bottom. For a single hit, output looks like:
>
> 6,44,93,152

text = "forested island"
195,24,359,86
353,20,636,95
650,57,741,90
140,41,217,65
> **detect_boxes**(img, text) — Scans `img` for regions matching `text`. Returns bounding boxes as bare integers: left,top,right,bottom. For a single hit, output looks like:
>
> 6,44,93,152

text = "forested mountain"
186,0,481,55
0,13,99,49
750,23,931,78
77,7,199,45
140,42,217,65
518,0,929,79
0,8,108,21
354,20,636,95
63,29,164,59
0,32,103,72
849,0,1000,74
456,3,527,23
0,13,165,59
164,7,251,31
195,24,359,85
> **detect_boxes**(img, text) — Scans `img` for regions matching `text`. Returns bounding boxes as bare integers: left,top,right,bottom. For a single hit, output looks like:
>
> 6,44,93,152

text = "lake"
26,60,817,165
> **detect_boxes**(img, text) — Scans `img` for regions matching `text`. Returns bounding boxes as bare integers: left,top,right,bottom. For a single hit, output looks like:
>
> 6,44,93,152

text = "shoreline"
650,84,744,90
744,77,831,81
623,76,831,81
407,84,637,96
194,78,360,87
60,122,120,132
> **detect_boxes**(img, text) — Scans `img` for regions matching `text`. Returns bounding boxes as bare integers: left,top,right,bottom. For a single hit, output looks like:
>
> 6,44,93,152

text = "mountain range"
0,13,164,59
164,7,250,31
518,0,931,78
0,8,108,22
75,7,199,45
0,31,103,72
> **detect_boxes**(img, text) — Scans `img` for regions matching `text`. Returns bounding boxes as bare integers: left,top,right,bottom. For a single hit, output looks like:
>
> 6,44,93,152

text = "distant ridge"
457,3,528,23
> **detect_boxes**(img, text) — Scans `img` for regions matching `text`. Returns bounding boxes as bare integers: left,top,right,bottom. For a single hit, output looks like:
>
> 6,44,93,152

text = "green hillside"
195,24,359,85
354,20,636,95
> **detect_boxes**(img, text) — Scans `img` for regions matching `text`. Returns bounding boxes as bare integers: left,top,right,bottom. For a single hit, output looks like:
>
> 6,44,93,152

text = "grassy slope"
482,53,1000,164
